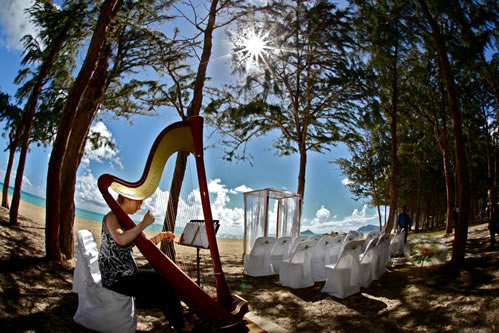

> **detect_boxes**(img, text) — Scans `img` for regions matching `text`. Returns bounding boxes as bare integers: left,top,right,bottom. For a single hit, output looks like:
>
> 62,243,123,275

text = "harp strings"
155,153,215,292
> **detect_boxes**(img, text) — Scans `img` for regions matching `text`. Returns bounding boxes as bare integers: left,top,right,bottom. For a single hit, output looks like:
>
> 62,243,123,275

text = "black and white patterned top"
98,215,138,288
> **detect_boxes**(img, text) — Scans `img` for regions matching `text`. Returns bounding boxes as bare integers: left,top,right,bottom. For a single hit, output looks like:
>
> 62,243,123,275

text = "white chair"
321,239,364,299
342,232,359,245
390,230,405,256
363,230,381,252
73,230,137,333
348,230,364,240
289,236,309,256
279,240,318,288
270,236,292,274
373,233,392,280
325,234,346,266
359,237,379,288
342,236,364,258
311,237,334,282
243,236,276,277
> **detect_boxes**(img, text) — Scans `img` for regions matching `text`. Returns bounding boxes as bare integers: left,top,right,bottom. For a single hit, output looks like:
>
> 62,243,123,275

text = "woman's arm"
105,210,155,246
149,231,175,245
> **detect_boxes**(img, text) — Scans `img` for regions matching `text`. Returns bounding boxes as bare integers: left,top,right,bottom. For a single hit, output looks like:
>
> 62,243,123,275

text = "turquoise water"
3,183,106,223
1,184,226,235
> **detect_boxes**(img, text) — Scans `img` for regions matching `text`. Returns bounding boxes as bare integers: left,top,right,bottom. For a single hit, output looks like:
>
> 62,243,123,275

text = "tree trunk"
160,151,189,260
186,0,218,118
384,45,399,233
372,181,382,230
434,112,455,234
45,0,122,260
297,142,307,199
2,135,18,209
59,44,112,259
415,153,423,233
9,21,69,225
161,0,219,251
417,0,470,266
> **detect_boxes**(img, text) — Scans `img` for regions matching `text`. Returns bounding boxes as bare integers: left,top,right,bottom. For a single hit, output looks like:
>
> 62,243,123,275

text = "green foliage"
0,91,24,148
208,0,361,168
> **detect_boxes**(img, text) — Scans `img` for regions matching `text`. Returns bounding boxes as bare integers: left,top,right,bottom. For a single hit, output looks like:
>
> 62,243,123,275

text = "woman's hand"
150,231,175,245
162,231,175,242
141,210,155,227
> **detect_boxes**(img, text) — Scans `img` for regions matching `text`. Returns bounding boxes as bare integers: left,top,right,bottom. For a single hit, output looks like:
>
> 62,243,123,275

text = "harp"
98,116,248,328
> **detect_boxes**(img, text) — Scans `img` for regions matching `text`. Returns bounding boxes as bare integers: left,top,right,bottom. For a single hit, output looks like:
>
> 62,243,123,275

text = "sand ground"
0,199,498,332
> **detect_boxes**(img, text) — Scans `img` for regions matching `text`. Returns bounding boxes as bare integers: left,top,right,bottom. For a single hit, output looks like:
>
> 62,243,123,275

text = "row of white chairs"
244,231,362,278
243,230,392,299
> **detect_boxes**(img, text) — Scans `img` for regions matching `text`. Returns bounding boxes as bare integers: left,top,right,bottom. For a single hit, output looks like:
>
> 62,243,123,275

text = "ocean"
2,184,225,235
2,186,372,238
2,184,162,232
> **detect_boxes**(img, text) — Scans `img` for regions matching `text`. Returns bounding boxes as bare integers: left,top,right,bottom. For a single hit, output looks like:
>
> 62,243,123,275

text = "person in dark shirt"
98,194,192,332
397,206,412,244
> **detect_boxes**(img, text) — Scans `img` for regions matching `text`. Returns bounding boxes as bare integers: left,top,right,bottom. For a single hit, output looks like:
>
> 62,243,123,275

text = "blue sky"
0,0,384,237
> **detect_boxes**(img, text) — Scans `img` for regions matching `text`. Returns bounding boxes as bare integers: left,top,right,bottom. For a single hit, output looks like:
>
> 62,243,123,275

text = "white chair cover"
342,237,364,258
348,230,363,240
73,230,137,333
359,237,379,288
325,234,346,266
270,236,292,274
390,230,405,256
373,233,392,280
342,231,360,246
243,236,276,276
363,230,380,252
321,239,364,299
311,237,334,282
289,236,309,256
279,240,318,288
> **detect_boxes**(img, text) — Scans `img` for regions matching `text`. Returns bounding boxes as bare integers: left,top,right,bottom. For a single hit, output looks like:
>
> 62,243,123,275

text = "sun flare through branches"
232,28,271,72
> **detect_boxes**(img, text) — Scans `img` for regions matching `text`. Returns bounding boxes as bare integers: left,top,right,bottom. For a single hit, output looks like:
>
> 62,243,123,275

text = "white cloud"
246,0,270,5
302,204,383,234
75,176,246,238
315,205,330,220
74,170,109,213
233,184,253,193
0,0,37,50
0,169,45,198
341,178,351,185
72,172,383,239
81,121,123,169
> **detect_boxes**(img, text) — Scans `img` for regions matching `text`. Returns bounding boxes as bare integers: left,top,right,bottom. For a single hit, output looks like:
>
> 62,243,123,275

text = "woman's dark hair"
117,194,126,204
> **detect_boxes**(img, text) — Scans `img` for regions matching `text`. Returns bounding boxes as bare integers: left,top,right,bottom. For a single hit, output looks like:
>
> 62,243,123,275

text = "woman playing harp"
98,116,248,330
98,194,192,332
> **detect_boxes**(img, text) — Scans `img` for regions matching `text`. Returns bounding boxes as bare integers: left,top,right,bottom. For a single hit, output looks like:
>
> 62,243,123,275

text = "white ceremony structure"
243,188,302,257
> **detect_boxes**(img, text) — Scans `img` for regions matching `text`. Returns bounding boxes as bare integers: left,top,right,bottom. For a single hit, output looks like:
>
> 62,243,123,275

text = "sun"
232,28,271,71
243,30,268,61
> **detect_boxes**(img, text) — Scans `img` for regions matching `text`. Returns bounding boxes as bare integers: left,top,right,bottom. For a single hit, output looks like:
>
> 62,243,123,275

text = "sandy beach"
1,197,498,332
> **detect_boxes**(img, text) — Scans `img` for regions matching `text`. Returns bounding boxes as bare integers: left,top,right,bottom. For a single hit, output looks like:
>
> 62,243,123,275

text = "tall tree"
387,0,497,265
157,0,252,256
45,0,123,260
0,92,23,209
57,0,187,259
351,0,415,232
9,1,83,225
336,124,391,230
206,0,360,201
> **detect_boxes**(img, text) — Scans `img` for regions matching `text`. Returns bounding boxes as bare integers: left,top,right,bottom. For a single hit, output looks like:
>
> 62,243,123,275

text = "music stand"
179,220,220,286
